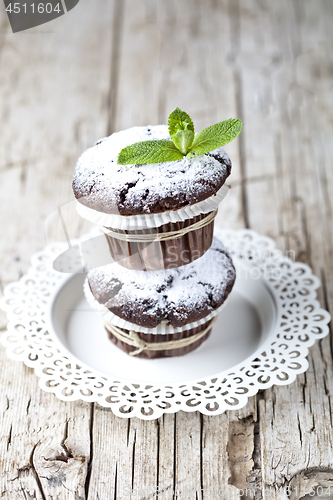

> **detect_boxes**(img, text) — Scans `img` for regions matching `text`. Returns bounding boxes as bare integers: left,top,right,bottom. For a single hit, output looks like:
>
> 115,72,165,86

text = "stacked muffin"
72,125,236,359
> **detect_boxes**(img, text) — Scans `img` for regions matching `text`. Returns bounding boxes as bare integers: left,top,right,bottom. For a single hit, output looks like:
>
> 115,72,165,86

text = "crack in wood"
227,0,250,230
322,377,333,428
6,424,12,452
320,269,333,360
30,443,47,500
172,414,177,500
294,194,312,265
113,462,117,500
227,414,257,498
84,403,94,500
302,372,307,407
25,398,31,417
156,418,160,500
199,414,204,500
234,68,249,230
297,413,303,444
126,418,130,447
106,0,125,136
3,396,9,413
131,429,136,490
58,420,74,462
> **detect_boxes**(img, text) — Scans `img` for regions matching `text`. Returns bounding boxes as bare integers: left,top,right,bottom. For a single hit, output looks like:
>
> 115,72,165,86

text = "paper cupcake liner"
84,278,229,335
106,321,213,359
103,212,215,271
76,184,229,230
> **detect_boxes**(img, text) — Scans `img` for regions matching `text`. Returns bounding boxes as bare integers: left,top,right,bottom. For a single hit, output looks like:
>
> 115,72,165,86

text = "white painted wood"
0,1,115,498
238,1,333,498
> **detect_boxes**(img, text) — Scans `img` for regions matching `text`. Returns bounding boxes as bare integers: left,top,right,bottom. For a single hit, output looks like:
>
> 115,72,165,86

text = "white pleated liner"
84,278,228,335
77,184,229,230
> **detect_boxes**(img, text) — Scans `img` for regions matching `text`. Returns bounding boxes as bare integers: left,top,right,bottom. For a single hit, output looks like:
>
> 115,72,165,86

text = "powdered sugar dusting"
87,237,236,328
72,125,231,216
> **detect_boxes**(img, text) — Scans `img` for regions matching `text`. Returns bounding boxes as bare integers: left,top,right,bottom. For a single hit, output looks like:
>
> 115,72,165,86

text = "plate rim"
46,262,279,386
1,228,331,419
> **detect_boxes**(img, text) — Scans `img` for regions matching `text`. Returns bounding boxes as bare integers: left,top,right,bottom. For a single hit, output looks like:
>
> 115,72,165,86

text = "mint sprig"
117,140,183,165
117,107,242,165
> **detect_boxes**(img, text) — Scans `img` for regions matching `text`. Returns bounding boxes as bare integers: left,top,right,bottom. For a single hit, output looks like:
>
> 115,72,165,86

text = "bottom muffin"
86,236,236,358
104,317,216,359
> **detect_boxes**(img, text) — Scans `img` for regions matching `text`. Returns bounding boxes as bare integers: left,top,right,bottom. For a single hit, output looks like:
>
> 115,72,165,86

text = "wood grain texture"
0,0,332,499
237,1,333,497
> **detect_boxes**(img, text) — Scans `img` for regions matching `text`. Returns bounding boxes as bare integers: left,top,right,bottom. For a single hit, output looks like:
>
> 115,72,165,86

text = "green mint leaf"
168,107,195,137
188,118,243,156
117,140,184,165
170,129,195,155
116,110,242,166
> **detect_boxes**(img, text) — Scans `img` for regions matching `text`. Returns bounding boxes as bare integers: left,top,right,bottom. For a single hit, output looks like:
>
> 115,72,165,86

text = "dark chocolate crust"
72,125,232,216
87,237,236,328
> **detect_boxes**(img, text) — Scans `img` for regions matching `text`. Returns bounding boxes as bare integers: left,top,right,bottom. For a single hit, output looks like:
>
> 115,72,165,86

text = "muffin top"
72,125,231,216
87,237,236,328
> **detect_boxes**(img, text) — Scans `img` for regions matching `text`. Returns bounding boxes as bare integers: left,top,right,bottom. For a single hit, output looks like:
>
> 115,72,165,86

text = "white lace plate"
0,229,330,420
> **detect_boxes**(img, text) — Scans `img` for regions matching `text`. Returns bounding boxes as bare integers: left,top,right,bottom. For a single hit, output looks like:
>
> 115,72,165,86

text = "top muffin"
72,125,231,216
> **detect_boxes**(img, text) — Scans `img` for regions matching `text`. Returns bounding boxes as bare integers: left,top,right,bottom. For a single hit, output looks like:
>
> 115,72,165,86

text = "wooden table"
1,1,332,498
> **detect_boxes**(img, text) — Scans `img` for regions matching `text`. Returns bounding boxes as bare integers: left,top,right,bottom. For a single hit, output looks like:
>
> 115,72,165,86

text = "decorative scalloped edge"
0,229,330,420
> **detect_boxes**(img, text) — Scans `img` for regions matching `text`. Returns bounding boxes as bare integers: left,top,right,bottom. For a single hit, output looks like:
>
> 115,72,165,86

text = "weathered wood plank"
156,414,175,499
238,0,333,498
0,1,117,498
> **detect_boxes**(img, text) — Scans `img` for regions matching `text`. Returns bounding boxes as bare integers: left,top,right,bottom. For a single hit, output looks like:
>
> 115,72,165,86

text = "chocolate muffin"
72,125,231,216
72,125,231,270
86,237,236,359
